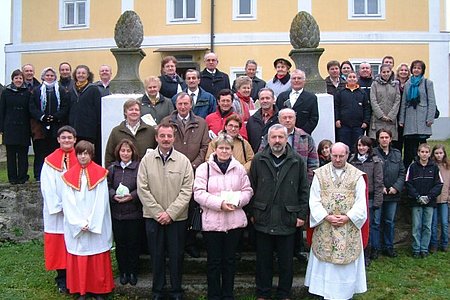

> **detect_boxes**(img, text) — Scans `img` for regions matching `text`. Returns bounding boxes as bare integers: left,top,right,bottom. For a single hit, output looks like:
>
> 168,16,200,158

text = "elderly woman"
107,139,142,286
265,58,292,98
399,60,437,168
30,67,70,180
69,65,102,164
0,69,31,184
158,56,187,99
205,114,254,173
139,76,174,126
62,141,114,299
104,99,157,168
233,76,256,123
368,64,401,141
194,133,253,300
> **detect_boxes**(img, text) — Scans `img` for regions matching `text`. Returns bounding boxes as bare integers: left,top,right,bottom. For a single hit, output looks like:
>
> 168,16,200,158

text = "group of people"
1,52,449,300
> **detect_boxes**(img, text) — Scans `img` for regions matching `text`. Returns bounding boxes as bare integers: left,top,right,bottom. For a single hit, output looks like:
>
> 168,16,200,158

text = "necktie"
191,93,196,104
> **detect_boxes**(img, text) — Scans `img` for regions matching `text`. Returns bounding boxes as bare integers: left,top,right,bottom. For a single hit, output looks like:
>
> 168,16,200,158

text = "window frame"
232,0,257,21
348,0,385,20
59,0,90,30
167,0,201,24
352,59,382,77
230,66,263,83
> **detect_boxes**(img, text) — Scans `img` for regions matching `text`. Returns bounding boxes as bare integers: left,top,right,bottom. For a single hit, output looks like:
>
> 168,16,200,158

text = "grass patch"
0,241,448,299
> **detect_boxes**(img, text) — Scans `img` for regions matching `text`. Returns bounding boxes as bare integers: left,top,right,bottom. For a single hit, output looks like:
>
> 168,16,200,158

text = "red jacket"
205,109,248,140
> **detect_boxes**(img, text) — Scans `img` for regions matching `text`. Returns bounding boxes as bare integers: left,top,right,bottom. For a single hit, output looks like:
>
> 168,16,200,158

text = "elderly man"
162,92,210,258
22,63,40,91
246,88,279,153
325,60,346,96
250,124,309,300
95,65,112,97
276,69,319,135
358,62,373,100
200,52,231,98
138,123,194,300
172,69,216,119
232,60,266,100
305,142,368,300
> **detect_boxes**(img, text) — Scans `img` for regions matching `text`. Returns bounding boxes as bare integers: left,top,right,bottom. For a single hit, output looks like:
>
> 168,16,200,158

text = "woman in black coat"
0,69,31,184
107,139,142,286
158,56,187,99
29,67,70,180
69,65,102,164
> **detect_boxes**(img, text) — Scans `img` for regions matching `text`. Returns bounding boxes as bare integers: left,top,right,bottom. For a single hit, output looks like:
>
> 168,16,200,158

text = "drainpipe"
210,0,215,53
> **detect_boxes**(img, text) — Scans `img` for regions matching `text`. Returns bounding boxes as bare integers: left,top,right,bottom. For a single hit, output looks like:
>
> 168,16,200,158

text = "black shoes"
129,273,138,286
120,273,128,285
383,248,398,257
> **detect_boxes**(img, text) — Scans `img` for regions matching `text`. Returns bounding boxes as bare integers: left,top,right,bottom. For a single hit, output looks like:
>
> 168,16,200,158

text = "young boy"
405,143,443,258
41,126,77,293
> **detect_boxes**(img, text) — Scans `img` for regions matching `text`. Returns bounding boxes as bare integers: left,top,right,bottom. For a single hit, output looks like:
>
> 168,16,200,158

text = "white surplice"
41,162,67,233
62,172,112,256
305,172,367,300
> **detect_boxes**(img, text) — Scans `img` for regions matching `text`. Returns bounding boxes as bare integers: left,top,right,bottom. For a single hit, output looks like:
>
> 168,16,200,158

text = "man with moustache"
249,124,309,300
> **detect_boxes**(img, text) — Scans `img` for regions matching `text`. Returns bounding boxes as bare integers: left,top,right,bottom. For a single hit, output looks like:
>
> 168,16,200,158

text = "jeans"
204,228,243,300
411,206,434,253
337,126,364,153
369,199,382,250
381,201,398,250
430,203,449,249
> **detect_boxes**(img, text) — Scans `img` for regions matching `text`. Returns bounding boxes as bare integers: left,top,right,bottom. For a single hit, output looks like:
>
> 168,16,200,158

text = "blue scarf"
407,75,422,108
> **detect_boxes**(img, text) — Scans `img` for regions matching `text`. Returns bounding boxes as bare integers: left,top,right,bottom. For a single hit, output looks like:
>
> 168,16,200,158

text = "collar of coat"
63,161,108,191
45,148,77,172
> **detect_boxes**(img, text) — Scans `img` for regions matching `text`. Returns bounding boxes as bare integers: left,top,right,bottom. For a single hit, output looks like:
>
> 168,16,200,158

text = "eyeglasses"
226,124,240,129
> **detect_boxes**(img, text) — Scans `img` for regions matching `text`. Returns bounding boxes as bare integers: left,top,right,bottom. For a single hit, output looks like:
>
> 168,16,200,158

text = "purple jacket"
193,156,253,232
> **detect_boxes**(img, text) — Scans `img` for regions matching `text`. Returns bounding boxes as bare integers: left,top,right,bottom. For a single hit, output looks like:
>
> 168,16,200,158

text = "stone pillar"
289,48,326,94
109,48,146,94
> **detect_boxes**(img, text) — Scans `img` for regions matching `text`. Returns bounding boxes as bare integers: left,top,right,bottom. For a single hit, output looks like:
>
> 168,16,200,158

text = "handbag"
190,163,209,231
424,79,440,119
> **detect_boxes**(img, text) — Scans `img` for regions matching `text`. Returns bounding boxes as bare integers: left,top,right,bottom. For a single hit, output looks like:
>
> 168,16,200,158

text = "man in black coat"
276,69,318,135
199,52,230,98
246,87,279,153
232,59,266,100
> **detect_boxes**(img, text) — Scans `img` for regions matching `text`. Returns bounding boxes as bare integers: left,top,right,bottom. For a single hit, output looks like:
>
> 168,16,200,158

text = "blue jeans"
430,203,449,249
411,206,434,253
369,199,382,250
337,126,364,153
381,201,397,250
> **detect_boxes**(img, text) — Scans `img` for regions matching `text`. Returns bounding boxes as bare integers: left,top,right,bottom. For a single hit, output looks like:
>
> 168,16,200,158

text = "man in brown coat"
162,92,210,257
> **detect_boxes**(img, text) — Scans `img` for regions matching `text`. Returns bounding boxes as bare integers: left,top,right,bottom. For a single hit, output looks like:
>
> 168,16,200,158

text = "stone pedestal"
110,48,146,94
312,93,335,144
101,94,143,166
289,48,326,94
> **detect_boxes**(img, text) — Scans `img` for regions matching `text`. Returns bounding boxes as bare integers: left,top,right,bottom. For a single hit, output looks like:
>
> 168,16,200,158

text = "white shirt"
188,88,199,105
289,88,303,108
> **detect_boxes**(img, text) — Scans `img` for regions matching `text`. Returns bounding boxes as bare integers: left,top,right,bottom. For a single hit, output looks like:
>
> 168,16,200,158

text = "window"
167,0,201,24
348,0,385,19
59,0,89,29
233,0,257,20
353,60,381,77
230,67,262,82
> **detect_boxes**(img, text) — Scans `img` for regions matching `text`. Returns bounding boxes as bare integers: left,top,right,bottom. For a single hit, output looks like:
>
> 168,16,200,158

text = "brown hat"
273,58,292,69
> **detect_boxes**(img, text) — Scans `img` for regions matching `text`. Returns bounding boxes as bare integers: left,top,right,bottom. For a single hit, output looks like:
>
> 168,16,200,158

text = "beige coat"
437,164,450,204
368,78,401,140
137,147,194,221
205,134,254,173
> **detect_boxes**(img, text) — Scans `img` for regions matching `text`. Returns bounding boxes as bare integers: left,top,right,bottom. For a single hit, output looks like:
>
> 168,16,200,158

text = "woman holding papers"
193,133,253,300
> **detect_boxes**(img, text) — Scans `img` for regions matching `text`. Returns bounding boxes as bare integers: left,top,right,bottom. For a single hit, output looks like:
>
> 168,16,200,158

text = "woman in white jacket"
194,133,253,300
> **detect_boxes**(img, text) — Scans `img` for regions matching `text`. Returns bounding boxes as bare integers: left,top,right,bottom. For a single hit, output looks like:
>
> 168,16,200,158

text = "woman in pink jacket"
194,133,253,300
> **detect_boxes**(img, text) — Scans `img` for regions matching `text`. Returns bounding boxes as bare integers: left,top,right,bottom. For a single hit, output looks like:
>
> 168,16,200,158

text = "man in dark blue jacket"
199,52,230,98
